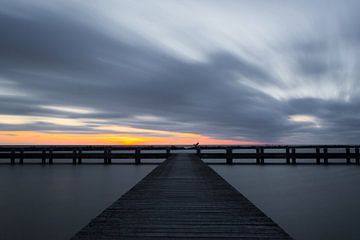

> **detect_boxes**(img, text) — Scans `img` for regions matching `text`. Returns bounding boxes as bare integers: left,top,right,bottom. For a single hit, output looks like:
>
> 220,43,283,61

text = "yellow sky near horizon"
0,131,256,145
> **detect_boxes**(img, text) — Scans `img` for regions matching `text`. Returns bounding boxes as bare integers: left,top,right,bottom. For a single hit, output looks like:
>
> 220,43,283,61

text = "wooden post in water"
196,148,201,156
104,149,108,164
226,148,233,164
42,149,46,164
256,147,260,164
49,149,53,164
323,147,328,164
78,149,82,164
166,148,171,158
346,147,351,164
19,149,24,164
72,150,77,164
261,147,265,164
108,148,112,164
316,147,320,164
10,149,15,164
356,147,359,164
135,148,141,164
286,147,290,164
291,148,296,164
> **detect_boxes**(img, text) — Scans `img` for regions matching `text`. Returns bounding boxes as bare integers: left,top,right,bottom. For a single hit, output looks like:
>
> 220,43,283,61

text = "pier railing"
0,145,359,164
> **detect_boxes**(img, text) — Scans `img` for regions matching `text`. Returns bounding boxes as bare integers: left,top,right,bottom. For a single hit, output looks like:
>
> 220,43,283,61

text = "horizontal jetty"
72,153,292,239
0,145,359,164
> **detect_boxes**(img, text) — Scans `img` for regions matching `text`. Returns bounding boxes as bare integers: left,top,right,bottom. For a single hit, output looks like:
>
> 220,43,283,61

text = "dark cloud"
0,1,360,143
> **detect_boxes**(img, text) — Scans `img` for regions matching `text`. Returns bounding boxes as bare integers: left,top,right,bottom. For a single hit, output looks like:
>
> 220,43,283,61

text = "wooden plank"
72,154,292,239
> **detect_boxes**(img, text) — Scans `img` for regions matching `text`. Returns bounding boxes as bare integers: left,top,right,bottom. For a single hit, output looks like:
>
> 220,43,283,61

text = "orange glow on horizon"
0,131,258,145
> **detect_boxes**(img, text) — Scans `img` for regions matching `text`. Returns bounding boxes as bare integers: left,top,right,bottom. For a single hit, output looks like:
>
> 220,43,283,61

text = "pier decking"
72,154,292,239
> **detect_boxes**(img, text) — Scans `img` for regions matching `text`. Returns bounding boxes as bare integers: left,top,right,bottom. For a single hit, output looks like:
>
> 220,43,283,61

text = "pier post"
286,147,290,164
316,147,320,164
108,148,112,164
72,150,77,164
135,148,141,164
226,148,233,164
78,149,82,164
166,148,171,158
323,148,328,164
42,149,46,164
346,147,350,164
104,149,108,164
356,148,359,164
11,149,15,164
196,148,201,156
49,149,53,164
256,147,260,164
260,147,265,164
19,149,24,164
291,148,296,164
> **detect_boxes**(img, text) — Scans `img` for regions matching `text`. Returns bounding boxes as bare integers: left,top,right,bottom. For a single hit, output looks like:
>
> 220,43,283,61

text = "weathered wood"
78,149,82,164
226,148,233,164
286,147,290,164
135,148,141,164
41,149,46,164
49,149,53,164
291,148,296,164
356,148,359,164
19,149,23,164
324,148,328,164
256,147,260,164
1,145,360,164
72,154,292,239
316,147,320,164
72,150,77,164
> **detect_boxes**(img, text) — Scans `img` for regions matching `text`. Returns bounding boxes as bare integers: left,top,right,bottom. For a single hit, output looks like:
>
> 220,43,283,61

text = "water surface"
211,164,360,240
0,164,155,240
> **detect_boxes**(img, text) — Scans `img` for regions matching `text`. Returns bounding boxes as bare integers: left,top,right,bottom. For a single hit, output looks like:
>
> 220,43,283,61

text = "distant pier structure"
72,153,292,239
0,145,359,164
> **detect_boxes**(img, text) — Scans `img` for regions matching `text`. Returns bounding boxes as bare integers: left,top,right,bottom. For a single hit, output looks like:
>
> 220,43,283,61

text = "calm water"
0,163,359,240
0,164,155,240
211,164,360,240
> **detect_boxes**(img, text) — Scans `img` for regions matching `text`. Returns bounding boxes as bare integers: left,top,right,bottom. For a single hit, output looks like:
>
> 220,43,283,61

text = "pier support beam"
135,148,141,164
10,149,15,164
72,150,77,164
19,149,24,164
346,147,350,164
286,147,290,164
260,147,265,164
256,147,260,164
316,147,320,164
42,149,46,164
356,148,359,164
226,148,233,164
291,148,296,164
166,148,171,158
78,149,82,164
49,149,53,164
323,148,328,164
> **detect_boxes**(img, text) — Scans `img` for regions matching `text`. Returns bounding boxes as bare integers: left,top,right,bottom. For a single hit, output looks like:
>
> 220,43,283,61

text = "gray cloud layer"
0,0,360,143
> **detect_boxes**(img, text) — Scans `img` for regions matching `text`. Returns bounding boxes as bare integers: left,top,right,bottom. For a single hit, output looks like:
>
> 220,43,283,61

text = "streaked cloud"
0,0,359,144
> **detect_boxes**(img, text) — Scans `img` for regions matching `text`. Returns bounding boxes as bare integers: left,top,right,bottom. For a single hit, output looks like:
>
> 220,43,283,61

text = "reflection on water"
211,165,360,240
0,164,155,240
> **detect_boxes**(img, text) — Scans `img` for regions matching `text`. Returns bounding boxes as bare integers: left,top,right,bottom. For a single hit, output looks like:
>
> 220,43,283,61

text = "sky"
0,0,360,145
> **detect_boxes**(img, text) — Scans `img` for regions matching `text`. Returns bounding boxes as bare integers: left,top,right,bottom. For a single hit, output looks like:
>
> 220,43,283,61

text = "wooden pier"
72,153,291,239
0,145,359,164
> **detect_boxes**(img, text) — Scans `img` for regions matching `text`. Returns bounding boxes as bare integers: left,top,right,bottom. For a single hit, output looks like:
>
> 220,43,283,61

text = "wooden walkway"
72,154,292,239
